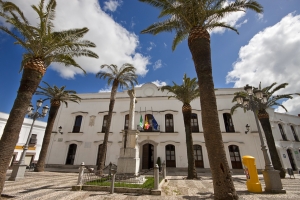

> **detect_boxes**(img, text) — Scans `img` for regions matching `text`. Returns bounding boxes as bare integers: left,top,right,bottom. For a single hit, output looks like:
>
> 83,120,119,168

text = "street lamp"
235,84,285,193
9,99,49,181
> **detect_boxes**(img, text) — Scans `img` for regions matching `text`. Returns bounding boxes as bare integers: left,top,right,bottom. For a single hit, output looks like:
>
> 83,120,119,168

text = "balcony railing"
137,125,160,132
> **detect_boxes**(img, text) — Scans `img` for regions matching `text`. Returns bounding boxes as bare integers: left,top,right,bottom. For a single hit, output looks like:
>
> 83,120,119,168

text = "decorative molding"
71,111,88,115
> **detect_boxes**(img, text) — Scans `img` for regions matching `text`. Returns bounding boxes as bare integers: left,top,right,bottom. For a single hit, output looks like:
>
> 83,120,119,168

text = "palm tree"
0,0,98,193
160,74,199,179
231,82,300,178
34,81,81,172
139,0,263,198
96,63,138,174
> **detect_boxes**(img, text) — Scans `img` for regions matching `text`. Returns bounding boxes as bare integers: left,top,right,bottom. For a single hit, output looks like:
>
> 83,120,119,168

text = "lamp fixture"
245,124,250,134
58,126,63,134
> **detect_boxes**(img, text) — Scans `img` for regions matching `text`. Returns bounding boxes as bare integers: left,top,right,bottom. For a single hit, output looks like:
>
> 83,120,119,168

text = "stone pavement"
1,171,300,199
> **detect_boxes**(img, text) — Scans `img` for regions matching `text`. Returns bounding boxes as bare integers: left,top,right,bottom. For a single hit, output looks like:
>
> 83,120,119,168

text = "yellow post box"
242,155,262,193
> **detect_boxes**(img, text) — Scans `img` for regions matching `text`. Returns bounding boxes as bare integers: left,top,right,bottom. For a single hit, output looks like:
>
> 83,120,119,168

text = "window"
223,113,235,132
278,124,287,141
291,126,299,142
165,114,174,132
191,113,199,132
102,115,108,133
29,134,37,146
124,114,129,130
72,115,82,133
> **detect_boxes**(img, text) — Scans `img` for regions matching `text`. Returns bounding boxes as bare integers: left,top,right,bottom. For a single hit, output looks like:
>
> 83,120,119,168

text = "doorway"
66,144,77,165
166,144,176,167
287,149,297,171
194,145,204,168
142,144,154,169
228,145,242,169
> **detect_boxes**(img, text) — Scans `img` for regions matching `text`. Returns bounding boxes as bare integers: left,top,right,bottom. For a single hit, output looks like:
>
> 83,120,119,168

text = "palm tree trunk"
182,104,197,179
188,27,237,200
257,109,286,178
97,80,119,174
34,102,60,172
0,66,44,195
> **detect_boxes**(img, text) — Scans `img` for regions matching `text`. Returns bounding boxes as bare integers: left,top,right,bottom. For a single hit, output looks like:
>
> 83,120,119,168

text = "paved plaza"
1,171,300,199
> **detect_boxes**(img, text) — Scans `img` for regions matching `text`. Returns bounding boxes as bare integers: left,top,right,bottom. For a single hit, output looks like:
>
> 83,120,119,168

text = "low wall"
72,185,161,195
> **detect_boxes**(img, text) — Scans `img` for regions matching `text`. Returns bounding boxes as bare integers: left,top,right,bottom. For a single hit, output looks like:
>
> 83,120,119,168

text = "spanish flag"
144,115,150,129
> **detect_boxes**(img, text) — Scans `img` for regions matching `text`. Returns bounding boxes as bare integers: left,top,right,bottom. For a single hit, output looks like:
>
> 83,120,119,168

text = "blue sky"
1,0,300,120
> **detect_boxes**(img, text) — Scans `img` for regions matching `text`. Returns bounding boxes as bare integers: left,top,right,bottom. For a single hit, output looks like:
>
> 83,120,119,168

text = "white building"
0,112,47,168
45,83,300,173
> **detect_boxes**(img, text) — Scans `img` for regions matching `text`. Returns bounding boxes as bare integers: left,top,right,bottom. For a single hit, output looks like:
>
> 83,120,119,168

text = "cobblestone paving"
1,172,300,199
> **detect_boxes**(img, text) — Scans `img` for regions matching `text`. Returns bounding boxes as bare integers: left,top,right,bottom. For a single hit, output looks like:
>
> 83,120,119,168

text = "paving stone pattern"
2,172,300,199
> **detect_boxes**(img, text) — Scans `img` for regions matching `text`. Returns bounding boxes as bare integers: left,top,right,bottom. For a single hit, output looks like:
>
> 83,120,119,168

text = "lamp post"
235,84,285,193
9,99,49,181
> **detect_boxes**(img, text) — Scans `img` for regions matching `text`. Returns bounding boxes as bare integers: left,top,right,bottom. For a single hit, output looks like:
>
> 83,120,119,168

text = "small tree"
34,81,81,172
96,63,138,174
156,157,162,171
160,74,199,179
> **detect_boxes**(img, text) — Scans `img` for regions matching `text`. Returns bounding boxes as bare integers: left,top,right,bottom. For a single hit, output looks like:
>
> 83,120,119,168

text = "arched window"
124,114,129,130
72,115,82,133
165,114,174,132
165,144,176,167
191,113,199,132
193,145,204,168
102,115,108,133
223,113,235,132
66,144,77,165
278,124,287,141
228,145,242,169
291,126,299,142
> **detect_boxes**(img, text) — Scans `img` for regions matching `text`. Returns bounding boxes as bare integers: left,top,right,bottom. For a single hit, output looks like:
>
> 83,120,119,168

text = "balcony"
137,125,160,132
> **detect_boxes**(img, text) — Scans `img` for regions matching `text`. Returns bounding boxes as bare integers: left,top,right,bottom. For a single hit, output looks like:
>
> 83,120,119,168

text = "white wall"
45,84,300,172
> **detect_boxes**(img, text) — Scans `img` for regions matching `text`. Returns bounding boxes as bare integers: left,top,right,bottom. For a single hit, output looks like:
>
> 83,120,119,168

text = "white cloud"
275,96,300,115
136,80,167,88
211,0,246,34
164,43,167,48
236,19,248,28
147,42,156,51
103,0,122,12
226,13,300,115
153,59,162,70
98,85,112,93
257,13,264,21
152,80,167,87
1,0,149,79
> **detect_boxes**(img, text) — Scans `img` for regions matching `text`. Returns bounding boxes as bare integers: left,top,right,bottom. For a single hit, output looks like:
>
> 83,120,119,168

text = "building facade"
0,112,47,168
45,83,300,172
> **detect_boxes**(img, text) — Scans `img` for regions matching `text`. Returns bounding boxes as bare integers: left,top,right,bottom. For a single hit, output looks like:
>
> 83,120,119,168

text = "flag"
144,115,150,129
139,115,143,128
152,116,158,130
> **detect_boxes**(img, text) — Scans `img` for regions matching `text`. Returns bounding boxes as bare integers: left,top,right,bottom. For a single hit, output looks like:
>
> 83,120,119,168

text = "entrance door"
194,145,204,168
287,149,297,171
166,144,176,167
66,144,77,165
228,145,242,169
142,144,154,169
